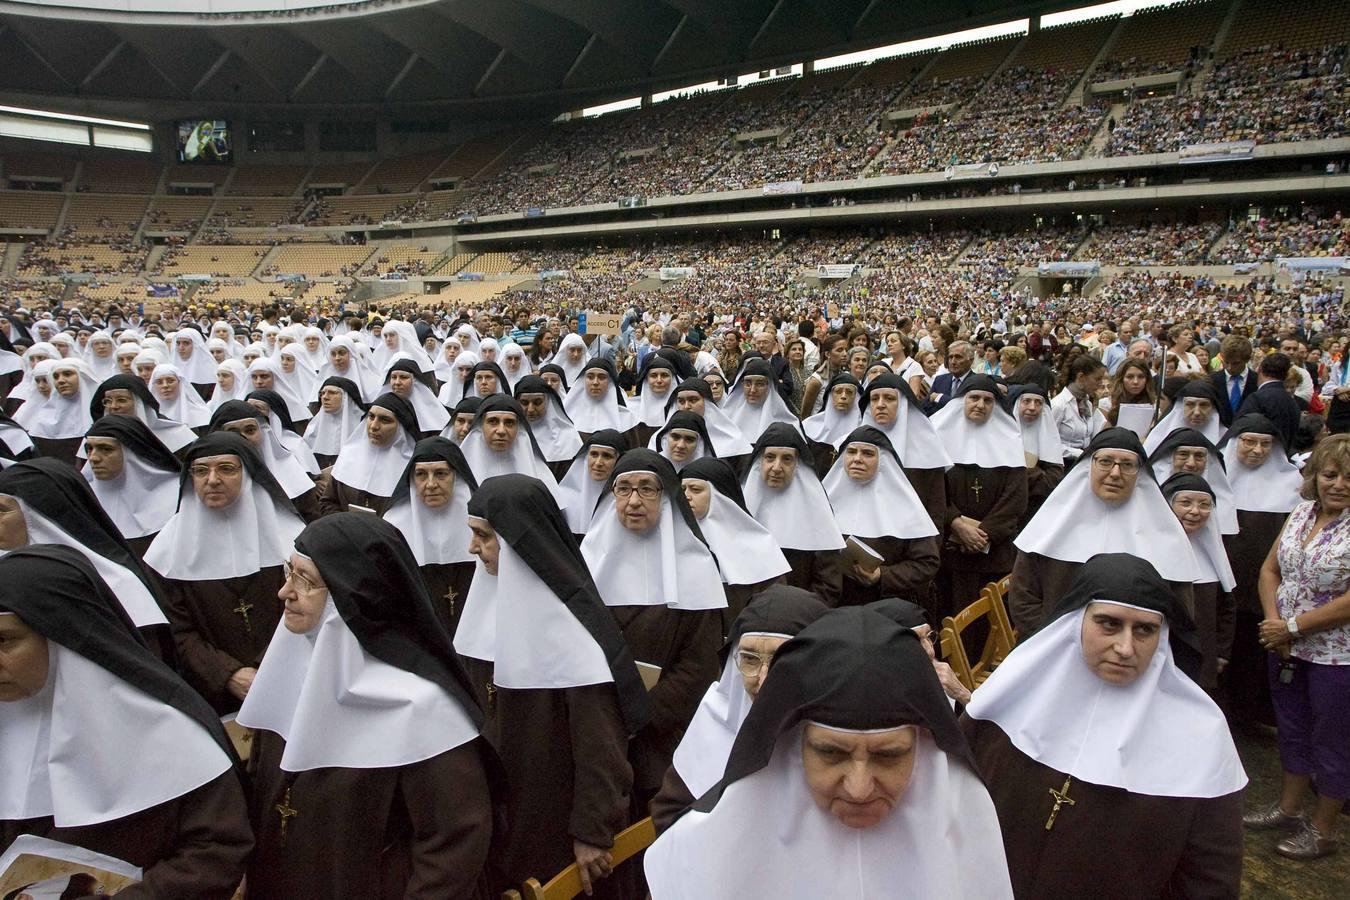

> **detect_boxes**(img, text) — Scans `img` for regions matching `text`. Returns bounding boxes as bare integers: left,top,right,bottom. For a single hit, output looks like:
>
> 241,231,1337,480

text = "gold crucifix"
970,475,983,504
275,788,298,842
1044,776,1075,830
233,598,254,634
485,683,497,710
444,587,459,618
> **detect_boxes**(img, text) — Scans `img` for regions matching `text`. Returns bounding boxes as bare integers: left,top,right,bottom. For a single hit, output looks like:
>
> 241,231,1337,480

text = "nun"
539,362,569,396
645,606,1012,899
580,450,726,805
1148,427,1238,534
859,373,952,530
246,389,321,477
721,359,800,443
208,401,321,523
466,360,509,400
277,344,320,407
210,358,250,412
455,394,562,498
653,411,717,473
144,433,306,712
743,423,844,606
556,333,589,386
448,395,482,445
633,356,679,446
382,355,450,435
314,393,419,516
1142,380,1224,455
151,363,212,430
247,357,312,432
1218,413,1304,726
563,359,639,443
514,374,583,480
930,376,1029,617
963,554,1245,899
658,378,752,461
867,597,972,706
557,429,627,536
1162,473,1238,694
1010,384,1065,526
169,328,219,401
0,408,36,467
438,350,477,407
651,585,829,832
801,373,862,479
679,457,791,626
83,330,119,382
823,427,940,611
0,546,252,898
303,376,365,469
456,474,649,896
82,416,181,558
382,437,478,636
0,458,174,661
1009,427,1200,635
500,341,531,392
239,514,498,899
11,358,54,431
319,335,381,401
90,373,197,455
27,359,98,464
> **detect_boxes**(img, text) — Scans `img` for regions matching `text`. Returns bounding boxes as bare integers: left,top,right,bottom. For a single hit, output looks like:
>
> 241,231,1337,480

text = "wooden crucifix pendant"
233,598,254,634
1045,776,1075,831
275,788,298,843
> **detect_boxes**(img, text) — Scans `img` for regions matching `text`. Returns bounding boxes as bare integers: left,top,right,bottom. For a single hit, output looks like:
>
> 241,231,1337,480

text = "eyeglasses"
189,462,243,479
283,561,325,594
735,650,773,677
613,483,661,501
1091,455,1139,475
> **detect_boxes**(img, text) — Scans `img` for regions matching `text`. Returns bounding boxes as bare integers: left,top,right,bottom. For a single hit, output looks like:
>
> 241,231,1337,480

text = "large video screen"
176,119,232,164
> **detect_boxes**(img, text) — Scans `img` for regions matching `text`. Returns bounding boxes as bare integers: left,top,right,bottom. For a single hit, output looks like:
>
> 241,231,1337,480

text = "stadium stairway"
1066,15,1129,106
1,242,24,277
1086,103,1127,156
1193,0,1247,94
251,245,284,278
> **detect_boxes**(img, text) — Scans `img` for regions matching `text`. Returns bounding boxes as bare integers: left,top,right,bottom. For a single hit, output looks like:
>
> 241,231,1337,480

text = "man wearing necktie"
1209,335,1254,427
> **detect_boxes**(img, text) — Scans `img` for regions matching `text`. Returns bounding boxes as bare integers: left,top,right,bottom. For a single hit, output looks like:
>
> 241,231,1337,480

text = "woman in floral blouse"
1248,434,1350,860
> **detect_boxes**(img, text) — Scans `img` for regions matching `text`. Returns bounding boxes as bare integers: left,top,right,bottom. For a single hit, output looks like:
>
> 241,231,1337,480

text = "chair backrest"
942,581,1017,690
520,817,657,900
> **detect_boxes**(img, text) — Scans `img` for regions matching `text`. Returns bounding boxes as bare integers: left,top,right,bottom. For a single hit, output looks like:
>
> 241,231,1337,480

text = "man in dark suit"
749,328,794,404
926,341,975,413
1209,334,1256,427
1236,353,1300,455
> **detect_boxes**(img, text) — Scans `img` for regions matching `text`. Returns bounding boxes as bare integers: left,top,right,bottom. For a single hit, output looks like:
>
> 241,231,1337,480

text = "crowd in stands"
1215,206,1350,261
1078,221,1223,265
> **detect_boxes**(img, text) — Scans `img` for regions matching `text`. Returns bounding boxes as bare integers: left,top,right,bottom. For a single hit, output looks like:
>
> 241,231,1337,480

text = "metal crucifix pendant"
1045,776,1075,831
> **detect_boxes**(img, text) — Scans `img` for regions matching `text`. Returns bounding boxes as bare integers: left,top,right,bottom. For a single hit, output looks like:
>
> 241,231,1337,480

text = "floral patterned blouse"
1276,501,1350,665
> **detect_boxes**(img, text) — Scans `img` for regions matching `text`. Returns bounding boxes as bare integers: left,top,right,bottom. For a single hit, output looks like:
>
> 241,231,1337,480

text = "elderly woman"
1247,433,1350,859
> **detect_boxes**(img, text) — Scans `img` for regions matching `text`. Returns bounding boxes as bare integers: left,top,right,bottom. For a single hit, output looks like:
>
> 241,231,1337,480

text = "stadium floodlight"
0,105,150,131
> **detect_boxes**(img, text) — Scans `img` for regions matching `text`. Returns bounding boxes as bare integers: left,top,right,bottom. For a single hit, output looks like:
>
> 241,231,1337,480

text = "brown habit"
247,731,495,900
961,717,1243,900
1,772,252,900
313,467,394,516
781,548,842,607
1009,551,1195,636
418,560,476,638
835,535,940,610
159,566,285,713
940,464,1028,617
1222,509,1288,724
903,465,948,531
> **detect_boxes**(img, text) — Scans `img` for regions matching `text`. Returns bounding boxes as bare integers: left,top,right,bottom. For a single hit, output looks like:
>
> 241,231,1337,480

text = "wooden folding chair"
516,817,657,900
990,575,1018,646
941,583,1016,691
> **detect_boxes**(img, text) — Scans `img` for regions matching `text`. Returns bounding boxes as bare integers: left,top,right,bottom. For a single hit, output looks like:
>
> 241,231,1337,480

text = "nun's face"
137,363,158,384
480,345,498,363
319,387,345,413
1080,601,1163,686
190,454,244,509
681,479,711,519
666,429,699,462
222,418,263,449
0,614,49,701
280,554,328,635
1171,446,1208,475
384,331,400,350
674,390,706,416
475,371,500,397
1089,450,1139,503
251,370,274,391
760,447,798,489
705,376,726,401
0,497,29,549
830,385,857,412
541,372,563,393
176,338,193,361
1181,398,1213,429
217,370,236,392
280,354,297,374
84,437,125,481
91,338,113,359
330,346,351,372
504,354,523,374
413,461,455,508
587,446,619,482
614,472,662,533
648,368,672,394
483,412,519,451
1169,491,1213,535
801,723,918,830
1236,433,1273,468
304,335,321,352
452,413,475,443
843,443,880,483
519,394,547,423
244,351,261,367
101,388,135,416
962,391,994,424
116,353,137,374
53,368,80,398
456,362,474,383
865,365,890,385
366,407,400,446
210,347,227,363
584,370,610,398
154,374,181,402
443,343,460,364
34,377,51,399
567,345,586,365
1017,395,1044,423
389,371,414,397
735,633,788,699
869,389,899,426
741,375,768,406
467,517,500,575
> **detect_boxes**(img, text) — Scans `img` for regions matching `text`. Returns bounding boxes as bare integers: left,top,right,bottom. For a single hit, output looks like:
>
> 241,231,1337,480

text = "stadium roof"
0,0,1099,119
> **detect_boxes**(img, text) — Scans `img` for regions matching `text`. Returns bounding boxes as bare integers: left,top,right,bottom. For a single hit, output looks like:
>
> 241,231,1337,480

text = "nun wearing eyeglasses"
145,433,305,713
208,401,322,523
645,606,1012,899
239,514,499,900
650,585,828,833
962,554,1245,900
1008,428,1199,636
581,450,726,807
456,475,649,897
0,547,253,899
382,437,478,637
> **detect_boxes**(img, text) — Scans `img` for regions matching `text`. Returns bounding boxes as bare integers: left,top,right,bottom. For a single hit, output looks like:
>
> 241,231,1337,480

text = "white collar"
1143,411,1222,455
742,459,845,552
563,380,638,433
557,454,607,534
303,398,365,456
823,449,937,540
82,453,180,540
457,429,565,505
929,400,1026,468
528,403,583,463
1221,441,1303,513
687,483,791,585
331,427,415,498
382,474,475,566
859,406,952,470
